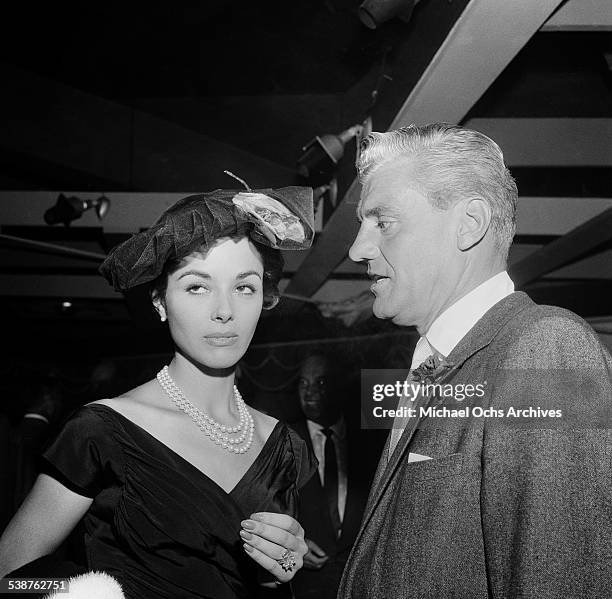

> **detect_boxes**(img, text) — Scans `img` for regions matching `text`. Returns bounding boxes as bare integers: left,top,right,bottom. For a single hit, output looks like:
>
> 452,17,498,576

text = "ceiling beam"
540,0,612,31
510,207,612,287
389,0,565,128
464,118,612,167
0,275,119,299
516,197,612,235
286,0,565,298
546,248,612,280
0,64,295,192
0,191,184,232
5,188,609,235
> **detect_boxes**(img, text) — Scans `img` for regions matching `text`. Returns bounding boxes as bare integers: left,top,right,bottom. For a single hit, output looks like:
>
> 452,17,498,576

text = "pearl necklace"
156,366,255,454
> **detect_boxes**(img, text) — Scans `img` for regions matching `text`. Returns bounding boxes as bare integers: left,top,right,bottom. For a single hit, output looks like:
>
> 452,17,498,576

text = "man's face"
298,356,333,423
349,158,460,331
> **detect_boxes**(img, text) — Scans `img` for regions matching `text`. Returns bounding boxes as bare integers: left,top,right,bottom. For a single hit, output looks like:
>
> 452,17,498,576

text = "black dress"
39,404,316,599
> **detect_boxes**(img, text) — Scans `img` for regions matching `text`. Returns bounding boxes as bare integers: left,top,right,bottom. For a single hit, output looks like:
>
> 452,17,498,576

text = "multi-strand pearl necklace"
156,366,255,454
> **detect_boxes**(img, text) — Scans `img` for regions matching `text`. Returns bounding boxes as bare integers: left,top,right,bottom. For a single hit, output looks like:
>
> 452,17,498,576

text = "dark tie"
322,428,341,536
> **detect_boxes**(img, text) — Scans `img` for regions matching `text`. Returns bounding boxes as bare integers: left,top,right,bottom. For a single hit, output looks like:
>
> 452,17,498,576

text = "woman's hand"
240,512,308,583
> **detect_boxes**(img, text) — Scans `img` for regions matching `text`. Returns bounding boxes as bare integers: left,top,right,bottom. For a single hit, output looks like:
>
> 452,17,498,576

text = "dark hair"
150,233,283,310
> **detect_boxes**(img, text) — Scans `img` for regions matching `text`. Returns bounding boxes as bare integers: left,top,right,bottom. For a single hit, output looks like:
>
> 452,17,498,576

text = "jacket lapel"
351,292,535,549
361,433,390,516
360,366,459,523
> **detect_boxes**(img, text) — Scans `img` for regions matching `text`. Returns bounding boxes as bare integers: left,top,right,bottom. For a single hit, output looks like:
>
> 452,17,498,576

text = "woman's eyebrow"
236,270,262,280
178,270,210,280
177,269,262,280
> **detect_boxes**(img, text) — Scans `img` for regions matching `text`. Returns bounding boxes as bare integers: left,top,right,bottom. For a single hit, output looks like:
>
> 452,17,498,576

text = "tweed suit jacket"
338,292,612,599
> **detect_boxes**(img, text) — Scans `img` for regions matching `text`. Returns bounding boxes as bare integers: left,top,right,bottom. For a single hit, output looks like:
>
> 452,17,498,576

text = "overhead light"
297,118,372,180
44,194,111,226
60,300,75,316
358,0,420,30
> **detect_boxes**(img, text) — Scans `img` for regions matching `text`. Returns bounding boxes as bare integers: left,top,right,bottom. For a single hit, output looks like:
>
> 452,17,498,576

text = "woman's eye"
236,284,256,295
186,284,208,294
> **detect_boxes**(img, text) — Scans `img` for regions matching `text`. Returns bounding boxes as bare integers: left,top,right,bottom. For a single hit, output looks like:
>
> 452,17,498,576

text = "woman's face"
157,237,265,370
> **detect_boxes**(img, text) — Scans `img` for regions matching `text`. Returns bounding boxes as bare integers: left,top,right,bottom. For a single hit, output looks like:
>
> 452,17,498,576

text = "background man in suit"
338,124,612,598
291,354,380,599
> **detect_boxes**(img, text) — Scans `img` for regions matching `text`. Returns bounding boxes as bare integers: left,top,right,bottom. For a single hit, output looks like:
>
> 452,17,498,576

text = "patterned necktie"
322,428,341,536
388,338,434,459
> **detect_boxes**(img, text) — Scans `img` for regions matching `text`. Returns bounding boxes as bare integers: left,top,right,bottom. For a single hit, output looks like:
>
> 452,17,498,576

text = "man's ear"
151,291,167,322
457,198,491,251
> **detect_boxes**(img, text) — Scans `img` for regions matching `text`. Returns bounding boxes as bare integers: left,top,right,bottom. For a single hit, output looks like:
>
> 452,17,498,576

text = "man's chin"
373,300,415,327
372,299,394,321
303,409,322,421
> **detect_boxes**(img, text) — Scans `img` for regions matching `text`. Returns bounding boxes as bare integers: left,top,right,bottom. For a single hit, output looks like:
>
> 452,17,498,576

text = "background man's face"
349,158,459,331
298,355,332,423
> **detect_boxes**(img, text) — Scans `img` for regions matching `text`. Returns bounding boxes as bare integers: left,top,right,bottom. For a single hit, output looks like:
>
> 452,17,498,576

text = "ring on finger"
276,549,297,573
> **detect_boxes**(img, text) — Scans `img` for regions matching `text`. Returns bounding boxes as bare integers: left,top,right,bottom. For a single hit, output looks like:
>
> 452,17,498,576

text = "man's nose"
211,292,233,323
349,225,379,263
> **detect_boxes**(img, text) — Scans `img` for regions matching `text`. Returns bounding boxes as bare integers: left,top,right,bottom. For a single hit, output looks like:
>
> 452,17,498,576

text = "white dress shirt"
390,271,515,457
306,416,348,523
423,271,515,358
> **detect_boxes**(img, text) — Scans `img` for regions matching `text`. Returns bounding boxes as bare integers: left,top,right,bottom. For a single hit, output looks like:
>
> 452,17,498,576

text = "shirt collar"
425,271,515,358
410,337,433,370
307,416,346,440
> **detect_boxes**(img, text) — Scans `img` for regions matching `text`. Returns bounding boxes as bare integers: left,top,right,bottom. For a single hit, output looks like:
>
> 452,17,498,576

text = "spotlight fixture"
297,118,372,180
313,179,339,228
358,0,420,30
44,194,111,226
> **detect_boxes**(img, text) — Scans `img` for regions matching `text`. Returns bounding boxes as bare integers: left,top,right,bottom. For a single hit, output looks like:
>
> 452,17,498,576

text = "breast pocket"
404,452,465,481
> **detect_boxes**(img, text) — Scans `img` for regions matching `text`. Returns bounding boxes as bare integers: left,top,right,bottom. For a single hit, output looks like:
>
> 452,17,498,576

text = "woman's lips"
204,335,238,347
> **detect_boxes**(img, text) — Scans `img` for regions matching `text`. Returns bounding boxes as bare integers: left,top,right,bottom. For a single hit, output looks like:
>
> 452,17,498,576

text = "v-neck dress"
40,404,316,599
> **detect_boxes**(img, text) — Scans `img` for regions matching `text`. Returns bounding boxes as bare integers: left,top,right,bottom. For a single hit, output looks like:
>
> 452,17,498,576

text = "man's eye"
376,220,393,231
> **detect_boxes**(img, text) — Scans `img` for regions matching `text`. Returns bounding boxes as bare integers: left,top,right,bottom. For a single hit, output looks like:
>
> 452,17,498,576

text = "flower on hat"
232,192,306,247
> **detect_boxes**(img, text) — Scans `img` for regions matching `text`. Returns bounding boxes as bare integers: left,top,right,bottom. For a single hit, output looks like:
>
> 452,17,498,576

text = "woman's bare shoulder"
251,409,280,440
88,378,168,416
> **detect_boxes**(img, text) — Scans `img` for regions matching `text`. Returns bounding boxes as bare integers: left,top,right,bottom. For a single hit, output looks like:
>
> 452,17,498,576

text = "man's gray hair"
357,123,518,257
